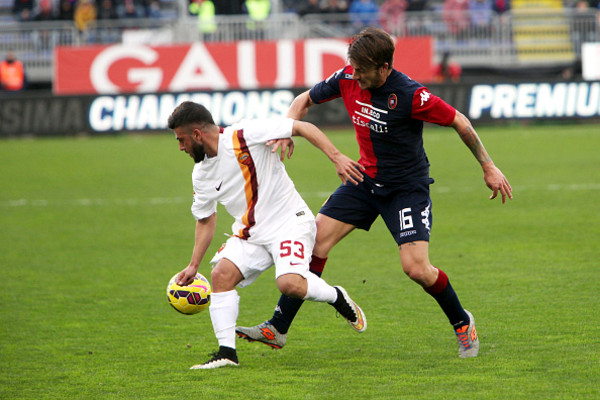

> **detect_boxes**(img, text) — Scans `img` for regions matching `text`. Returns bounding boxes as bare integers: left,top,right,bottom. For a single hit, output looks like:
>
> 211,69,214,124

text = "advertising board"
2,81,599,137
54,37,433,95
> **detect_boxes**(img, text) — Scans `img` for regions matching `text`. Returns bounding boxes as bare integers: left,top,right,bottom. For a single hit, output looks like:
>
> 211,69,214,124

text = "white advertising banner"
582,42,600,81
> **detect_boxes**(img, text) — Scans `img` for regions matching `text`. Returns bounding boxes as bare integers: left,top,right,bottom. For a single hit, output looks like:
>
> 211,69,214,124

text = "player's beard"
190,142,206,163
358,76,381,90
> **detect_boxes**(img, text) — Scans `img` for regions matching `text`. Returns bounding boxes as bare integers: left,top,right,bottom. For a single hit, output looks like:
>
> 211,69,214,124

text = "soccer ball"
166,272,211,315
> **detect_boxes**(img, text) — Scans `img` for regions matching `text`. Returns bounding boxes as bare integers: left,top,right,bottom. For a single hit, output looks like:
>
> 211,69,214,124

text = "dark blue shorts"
318,178,433,245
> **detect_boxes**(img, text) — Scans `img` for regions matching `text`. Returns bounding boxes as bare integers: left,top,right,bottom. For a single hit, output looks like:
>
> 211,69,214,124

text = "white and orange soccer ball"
166,273,211,315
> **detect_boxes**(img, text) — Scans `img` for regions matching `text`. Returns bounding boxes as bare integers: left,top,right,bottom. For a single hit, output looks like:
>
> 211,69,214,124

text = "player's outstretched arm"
177,213,217,286
291,120,365,185
287,90,314,120
449,110,513,203
265,90,316,162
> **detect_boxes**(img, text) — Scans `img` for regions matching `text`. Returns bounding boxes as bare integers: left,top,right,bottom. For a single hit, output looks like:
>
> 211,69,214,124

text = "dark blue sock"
269,295,304,334
425,268,469,327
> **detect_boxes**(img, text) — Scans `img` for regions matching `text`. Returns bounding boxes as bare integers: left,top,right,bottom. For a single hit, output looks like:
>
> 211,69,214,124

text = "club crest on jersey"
237,151,252,166
388,93,398,109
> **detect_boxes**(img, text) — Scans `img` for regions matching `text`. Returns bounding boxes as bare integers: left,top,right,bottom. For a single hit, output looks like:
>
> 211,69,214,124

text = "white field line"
1,183,599,208
0,197,190,208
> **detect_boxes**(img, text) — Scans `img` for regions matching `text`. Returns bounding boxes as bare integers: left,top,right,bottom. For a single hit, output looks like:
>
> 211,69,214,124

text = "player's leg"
270,219,366,333
399,241,469,326
398,241,478,357
192,238,274,369
267,185,373,332
270,220,367,332
381,190,478,357
190,257,243,370
275,271,366,333
313,213,357,258
237,182,377,347
266,214,355,331
236,218,366,347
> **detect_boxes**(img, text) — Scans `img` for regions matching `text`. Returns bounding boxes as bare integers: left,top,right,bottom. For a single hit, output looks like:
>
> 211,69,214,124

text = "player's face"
350,59,388,90
175,127,205,163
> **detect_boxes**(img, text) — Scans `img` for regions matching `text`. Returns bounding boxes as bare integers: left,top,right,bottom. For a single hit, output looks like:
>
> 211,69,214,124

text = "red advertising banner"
54,37,432,95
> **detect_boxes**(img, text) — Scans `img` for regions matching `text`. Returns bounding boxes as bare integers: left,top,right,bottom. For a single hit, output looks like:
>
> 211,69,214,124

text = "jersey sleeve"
191,190,217,220
411,87,456,126
190,164,217,220
308,66,346,104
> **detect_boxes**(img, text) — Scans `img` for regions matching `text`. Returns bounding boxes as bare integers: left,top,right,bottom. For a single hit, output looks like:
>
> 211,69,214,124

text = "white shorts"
210,220,317,288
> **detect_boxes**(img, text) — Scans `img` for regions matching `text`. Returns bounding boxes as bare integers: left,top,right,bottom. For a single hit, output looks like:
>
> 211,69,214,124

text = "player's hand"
176,265,199,286
266,138,295,162
483,163,513,204
333,154,365,185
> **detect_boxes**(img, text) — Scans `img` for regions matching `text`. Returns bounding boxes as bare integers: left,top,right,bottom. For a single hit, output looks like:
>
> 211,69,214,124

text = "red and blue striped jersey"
309,66,456,186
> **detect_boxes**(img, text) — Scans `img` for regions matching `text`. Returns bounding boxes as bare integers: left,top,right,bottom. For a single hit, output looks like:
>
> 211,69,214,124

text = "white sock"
209,290,240,349
303,273,337,303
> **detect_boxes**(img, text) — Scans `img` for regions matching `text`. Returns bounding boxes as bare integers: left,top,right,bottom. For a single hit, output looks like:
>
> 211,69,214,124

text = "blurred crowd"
12,0,163,23
10,0,600,29
4,0,600,90
240,0,600,39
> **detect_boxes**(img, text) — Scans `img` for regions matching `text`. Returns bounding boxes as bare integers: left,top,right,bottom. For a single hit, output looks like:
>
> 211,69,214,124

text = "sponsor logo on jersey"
388,93,398,109
421,201,431,234
420,90,431,106
399,230,417,238
352,100,389,133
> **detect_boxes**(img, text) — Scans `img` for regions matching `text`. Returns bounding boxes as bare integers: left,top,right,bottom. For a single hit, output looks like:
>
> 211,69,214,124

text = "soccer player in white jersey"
167,101,367,370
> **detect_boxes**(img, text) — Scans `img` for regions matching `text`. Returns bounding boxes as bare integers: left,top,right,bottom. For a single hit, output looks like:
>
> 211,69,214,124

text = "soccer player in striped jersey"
237,27,513,358
168,101,366,369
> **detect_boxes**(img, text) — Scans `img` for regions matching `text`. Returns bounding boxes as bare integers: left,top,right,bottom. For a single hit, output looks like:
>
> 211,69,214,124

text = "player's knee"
402,263,433,286
210,267,236,292
277,274,306,298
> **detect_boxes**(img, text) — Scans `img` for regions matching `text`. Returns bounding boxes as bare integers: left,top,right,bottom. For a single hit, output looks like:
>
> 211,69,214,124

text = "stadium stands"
0,0,598,84
512,0,576,63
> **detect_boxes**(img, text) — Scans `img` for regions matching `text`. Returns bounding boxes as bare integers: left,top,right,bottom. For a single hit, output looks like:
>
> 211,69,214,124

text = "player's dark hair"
348,27,395,70
168,101,215,130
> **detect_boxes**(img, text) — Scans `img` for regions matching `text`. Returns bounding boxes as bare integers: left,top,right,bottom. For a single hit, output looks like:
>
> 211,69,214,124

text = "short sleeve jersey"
309,66,456,186
191,118,314,244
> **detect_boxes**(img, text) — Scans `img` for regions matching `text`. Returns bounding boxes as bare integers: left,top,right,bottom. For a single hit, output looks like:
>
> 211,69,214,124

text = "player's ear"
192,128,202,142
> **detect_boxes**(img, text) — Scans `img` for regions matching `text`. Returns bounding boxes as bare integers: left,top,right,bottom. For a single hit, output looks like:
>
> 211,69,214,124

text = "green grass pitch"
1,123,598,399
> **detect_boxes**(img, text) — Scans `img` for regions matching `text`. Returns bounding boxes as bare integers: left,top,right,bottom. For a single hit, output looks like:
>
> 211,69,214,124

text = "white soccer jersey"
191,118,314,244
